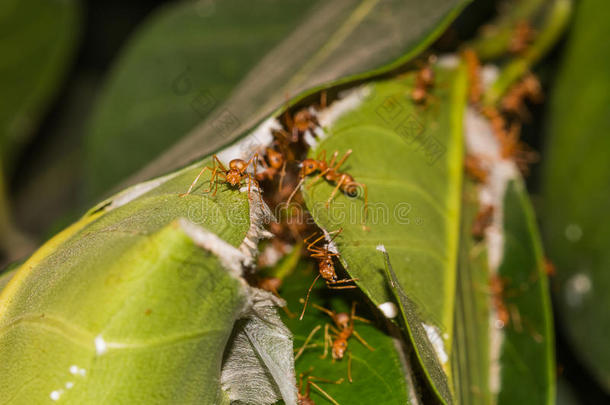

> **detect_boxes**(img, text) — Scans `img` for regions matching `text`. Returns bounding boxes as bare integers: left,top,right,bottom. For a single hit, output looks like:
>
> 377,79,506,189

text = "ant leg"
180,166,214,197
294,325,321,361
203,167,221,194
328,150,339,168
278,160,287,192
352,330,375,352
321,323,330,359
508,303,523,333
316,149,327,162
333,149,353,171
329,277,359,285
312,303,337,320
209,170,226,196
325,177,346,208
352,315,371,324
303,231,322,246
347,351,353,383
299,274,321,320
305,233,328,252
308,380,341,405
305,168,331,190
212,155,227,171
327,284,358,290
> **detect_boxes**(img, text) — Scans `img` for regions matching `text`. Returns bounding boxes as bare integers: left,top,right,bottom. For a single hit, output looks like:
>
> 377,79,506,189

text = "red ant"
464,154,489,183
501,73,543,119
297,370,342,405
284,92,327,143
297,302,374,383
463,48,482,105
497,124,539,175
287,150,368,224
180,154,261,200
299,229,358,320
411,60,435,105
489,274,511,329
257,276,297,318
509,20,536,54
256,147,287,190
472,205,494,239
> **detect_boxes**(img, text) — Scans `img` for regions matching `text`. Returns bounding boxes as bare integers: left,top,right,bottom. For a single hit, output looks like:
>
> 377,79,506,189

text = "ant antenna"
286,176,306,206
300,274,321,320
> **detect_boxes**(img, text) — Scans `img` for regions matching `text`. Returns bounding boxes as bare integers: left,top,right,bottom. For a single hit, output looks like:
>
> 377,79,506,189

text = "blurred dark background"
3,1,608,403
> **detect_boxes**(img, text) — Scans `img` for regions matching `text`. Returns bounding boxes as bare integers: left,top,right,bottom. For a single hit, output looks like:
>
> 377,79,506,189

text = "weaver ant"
498,124,539,175
472,205,494,239
256,147,288,190
299,229,358,320
411,58,436,105
509,21,536,54
297,302,374,383
283,93,326,144
501,73,543,119
180,154,261,200
463,48,482,105
297,370,343,405
464,154,489,183
287,149,368,225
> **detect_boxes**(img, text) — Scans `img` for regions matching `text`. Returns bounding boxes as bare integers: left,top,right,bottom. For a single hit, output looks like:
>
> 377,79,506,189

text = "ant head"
225,170,242,186
266,148,284,168
332,340,348,359
229,159,248,173
300,159,318,176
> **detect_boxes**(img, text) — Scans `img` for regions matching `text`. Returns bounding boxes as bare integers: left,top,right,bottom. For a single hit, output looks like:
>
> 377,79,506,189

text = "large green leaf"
451,180,492,405
302,64,468,404
0,0,80,167
278,259,413,404
495,179,554,405
541,0,610,392
451,178,554,405
0,157,286,403
87,0,471,198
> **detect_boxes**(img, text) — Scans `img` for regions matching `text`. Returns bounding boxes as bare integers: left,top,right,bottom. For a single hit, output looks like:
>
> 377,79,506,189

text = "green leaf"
0,159,269,402
278,259,413,404
86,0,471,197
494,179,554,405
541,0,610,392
0,0,80,167
451,180,493,405
301,64,468,404
451,178,554,405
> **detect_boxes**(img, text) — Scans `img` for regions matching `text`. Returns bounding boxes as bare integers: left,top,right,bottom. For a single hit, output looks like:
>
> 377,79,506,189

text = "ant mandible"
297,370,343,405
299,229,358,320
287,150,368,223
180,154,261,201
